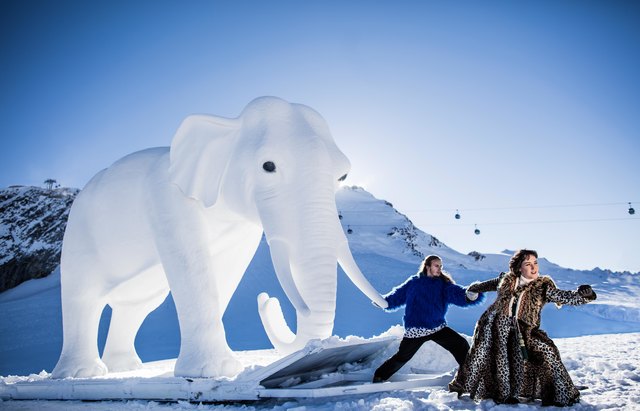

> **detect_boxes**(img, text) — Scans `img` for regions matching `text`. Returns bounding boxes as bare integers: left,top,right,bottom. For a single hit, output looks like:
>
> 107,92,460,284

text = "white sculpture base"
1,337,452,402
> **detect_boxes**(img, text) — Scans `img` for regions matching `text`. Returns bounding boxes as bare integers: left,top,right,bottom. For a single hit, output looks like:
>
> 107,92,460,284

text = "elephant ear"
169,114,239,207
293,103,351,179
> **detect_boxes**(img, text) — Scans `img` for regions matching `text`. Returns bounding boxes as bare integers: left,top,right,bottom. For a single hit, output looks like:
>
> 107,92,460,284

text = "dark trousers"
373,326,470,382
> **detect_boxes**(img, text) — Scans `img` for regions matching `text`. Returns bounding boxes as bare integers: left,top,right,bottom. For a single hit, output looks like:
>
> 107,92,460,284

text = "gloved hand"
465,290,479,301
577,284,596,299
467,282,481,293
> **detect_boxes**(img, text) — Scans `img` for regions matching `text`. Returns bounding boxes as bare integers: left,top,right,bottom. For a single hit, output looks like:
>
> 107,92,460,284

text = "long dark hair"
419,255,454,283
509,249,538,276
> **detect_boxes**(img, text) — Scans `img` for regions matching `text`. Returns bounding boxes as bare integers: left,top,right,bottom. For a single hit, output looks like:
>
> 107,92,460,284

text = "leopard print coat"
449,272,596,406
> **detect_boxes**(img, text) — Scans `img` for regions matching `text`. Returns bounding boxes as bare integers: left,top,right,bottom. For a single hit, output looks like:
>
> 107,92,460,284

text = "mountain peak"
336,186,460,264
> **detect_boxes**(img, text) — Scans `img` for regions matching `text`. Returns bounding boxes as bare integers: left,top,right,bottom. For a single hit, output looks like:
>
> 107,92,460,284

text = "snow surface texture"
1,331,638,410
51,97,387,380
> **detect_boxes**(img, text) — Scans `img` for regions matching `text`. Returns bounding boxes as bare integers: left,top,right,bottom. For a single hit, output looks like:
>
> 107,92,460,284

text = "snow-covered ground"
1,331,638,410
1,187,639,409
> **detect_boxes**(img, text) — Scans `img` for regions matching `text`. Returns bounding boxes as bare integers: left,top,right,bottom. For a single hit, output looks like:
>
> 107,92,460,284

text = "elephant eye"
338,174,347,182
263,161,276,173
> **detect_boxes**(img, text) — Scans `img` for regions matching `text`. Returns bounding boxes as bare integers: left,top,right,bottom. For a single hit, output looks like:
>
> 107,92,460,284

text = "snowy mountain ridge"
1,183,638,312
0,186,78,292
0,184,485,293
1,184,637,290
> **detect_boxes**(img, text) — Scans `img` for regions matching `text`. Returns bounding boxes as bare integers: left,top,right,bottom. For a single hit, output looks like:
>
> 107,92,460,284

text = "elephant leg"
150,210,242,377
102,269,170,372
168,273,243,378
52,288,108,378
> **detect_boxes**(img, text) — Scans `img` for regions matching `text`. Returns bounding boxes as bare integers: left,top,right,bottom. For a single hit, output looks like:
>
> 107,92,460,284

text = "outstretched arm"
467,272,505,293
546,281,597,306
446,282,485,307
381,276,413,311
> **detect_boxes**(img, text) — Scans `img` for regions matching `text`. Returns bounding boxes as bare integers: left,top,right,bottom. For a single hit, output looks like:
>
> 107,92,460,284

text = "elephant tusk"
336,237,388,309
257,293,298,353
267,239,311,317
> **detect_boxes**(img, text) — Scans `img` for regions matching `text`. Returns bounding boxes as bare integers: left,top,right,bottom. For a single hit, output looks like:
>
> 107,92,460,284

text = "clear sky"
1,1,639,273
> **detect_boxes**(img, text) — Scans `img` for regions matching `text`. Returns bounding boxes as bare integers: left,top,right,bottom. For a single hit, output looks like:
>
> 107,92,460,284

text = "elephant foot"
174,351,244,378
102,351,143,373
51,355,108,379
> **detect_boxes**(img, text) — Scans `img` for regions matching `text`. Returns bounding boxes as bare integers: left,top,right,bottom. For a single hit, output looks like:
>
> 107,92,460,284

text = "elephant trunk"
258,199,386,354
258,190,341,353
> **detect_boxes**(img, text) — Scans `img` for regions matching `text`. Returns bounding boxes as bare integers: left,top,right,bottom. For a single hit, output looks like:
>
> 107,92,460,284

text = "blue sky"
1,1,639,272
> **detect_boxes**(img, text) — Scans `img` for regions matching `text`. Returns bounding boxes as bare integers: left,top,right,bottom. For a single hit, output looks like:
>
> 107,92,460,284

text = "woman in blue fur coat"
373,255,484,382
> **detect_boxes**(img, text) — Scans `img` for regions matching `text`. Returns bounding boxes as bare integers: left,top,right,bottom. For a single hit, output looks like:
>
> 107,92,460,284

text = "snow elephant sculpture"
52,96,388,379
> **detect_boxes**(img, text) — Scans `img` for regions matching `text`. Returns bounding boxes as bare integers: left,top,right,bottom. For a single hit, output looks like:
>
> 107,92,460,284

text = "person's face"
519,254,539,280
427,259,442,277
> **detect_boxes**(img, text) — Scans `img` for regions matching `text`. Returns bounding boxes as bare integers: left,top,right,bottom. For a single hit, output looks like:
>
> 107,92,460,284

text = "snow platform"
0,337,452,402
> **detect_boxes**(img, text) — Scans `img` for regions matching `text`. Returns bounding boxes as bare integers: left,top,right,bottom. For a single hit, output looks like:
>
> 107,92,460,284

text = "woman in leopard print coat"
449,249,597,406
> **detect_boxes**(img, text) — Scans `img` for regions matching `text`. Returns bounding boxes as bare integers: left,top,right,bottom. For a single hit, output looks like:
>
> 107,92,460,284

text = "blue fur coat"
384,274,484,329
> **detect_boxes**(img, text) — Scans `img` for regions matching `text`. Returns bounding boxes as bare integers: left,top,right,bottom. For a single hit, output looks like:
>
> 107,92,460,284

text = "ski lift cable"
340,201,639,214
417,216,640,227
341,217,640,228
401,201,640,213
339,202,640,228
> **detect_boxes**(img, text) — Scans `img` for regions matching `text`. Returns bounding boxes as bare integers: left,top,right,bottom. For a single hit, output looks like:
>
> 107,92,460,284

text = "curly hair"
509,249,538,276
419,255,454,283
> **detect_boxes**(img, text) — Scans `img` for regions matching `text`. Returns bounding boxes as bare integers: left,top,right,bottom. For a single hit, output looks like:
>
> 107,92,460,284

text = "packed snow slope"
1,332,639,410
0,186,638,377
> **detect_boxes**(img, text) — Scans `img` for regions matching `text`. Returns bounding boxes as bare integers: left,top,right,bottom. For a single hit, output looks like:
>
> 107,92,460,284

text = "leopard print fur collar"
495,272,557,327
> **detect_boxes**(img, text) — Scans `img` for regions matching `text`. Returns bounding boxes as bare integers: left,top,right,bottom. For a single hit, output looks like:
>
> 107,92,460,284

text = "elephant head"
169,96,387,354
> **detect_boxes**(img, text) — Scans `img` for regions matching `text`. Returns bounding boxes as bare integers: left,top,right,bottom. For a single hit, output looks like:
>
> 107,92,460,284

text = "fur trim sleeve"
447,283,486,307
383,275,415,311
